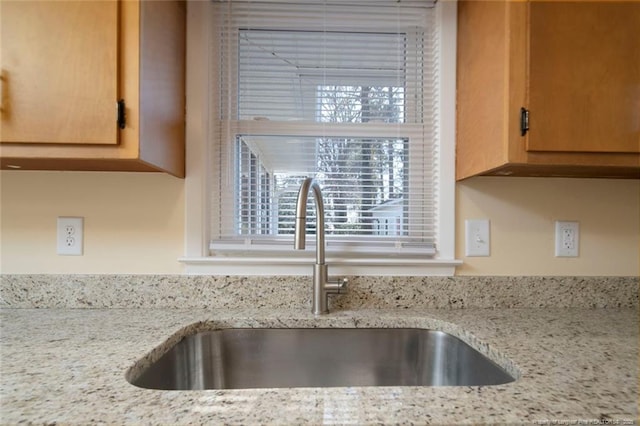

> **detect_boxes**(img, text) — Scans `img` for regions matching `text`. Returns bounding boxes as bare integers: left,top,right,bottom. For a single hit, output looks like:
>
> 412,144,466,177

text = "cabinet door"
527,1,640,154
1,0,118,144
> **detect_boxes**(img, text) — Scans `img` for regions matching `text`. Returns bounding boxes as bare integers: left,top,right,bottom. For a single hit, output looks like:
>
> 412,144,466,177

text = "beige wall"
456,177,639,276
0,171,184,274
1,171,638,276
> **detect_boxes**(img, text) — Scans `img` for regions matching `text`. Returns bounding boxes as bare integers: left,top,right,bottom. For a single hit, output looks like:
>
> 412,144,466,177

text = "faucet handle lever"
325,277,348,294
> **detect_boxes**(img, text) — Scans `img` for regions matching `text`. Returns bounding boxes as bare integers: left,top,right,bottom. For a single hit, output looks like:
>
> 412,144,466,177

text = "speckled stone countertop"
1,307,638,425
2,275,637,309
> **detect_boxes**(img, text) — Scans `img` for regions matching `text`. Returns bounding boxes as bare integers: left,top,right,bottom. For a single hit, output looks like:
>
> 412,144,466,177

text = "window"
182,0,459,275
233,134,411,238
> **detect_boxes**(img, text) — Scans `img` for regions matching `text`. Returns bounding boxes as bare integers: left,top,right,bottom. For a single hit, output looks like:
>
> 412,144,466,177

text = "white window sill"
179,254,462,276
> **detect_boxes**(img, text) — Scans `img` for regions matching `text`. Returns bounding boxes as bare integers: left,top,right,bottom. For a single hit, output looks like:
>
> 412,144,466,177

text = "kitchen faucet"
294,177,348,315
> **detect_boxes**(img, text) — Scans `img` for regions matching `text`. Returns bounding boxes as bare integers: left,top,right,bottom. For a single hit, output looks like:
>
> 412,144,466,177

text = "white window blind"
211,0,440,256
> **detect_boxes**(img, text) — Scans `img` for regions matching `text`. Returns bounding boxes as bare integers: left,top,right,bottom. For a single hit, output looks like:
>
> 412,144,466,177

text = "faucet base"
311,264,348,315
312,264,329,315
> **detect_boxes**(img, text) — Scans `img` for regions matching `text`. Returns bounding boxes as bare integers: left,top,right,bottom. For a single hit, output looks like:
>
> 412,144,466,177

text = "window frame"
181,0,460,276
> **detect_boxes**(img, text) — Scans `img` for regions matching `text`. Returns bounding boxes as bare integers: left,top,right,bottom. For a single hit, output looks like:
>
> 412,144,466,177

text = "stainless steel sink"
129,328,515,390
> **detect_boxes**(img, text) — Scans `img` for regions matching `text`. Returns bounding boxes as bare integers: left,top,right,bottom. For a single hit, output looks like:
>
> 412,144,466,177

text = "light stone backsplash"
0,275,637,309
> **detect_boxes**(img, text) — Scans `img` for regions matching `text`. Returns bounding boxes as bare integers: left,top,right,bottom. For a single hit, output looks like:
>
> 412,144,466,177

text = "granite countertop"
1,307,638,425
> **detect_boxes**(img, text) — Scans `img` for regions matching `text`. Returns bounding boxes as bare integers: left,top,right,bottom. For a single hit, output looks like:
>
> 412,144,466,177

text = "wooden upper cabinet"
1,1,119,145
456,0,640,180
528,1,640,154
0,1,185,177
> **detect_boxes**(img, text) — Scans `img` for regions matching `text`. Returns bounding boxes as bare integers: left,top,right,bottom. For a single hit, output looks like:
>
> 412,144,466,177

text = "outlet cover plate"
465,219,490,257
57,217,84,256
555,221,579,257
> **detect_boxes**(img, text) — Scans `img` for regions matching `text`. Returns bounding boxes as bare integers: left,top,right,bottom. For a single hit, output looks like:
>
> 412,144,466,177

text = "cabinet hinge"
520,107,529,136
117,99,126,129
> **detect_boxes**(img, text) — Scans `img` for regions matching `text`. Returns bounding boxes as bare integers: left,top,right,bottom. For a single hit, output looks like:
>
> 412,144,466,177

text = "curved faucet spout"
294,177,347,315
294,177,325,265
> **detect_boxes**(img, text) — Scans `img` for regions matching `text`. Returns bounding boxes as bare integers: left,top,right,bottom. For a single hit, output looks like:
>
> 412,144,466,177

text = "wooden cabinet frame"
0,1,185,177
456,1,640,180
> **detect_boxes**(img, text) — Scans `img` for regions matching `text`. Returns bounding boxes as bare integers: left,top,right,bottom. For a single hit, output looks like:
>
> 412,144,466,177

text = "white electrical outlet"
465,219,490,257
57,217,84,255
555,221,579,257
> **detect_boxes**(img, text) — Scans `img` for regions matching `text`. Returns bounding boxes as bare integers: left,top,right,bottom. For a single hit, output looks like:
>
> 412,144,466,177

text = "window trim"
180,0,461,276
